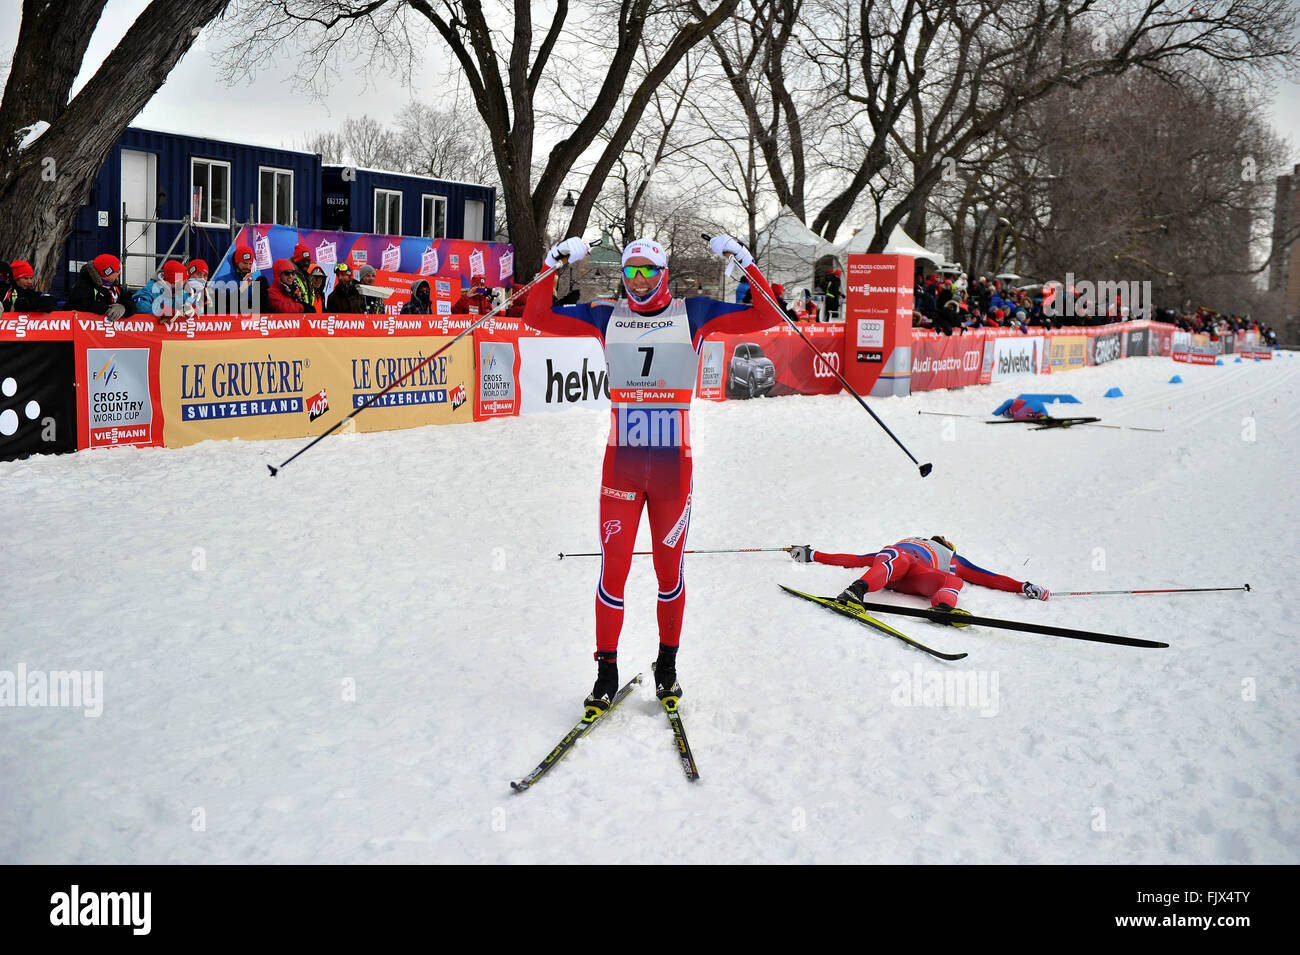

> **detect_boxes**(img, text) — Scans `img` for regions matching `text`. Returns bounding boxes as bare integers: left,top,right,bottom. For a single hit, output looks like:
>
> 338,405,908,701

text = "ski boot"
932,602,973,628
583,652,618,722
836,578,870,611
653,643,682,711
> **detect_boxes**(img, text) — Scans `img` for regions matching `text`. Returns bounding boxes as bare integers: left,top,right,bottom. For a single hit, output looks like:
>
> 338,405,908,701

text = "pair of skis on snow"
778,585,1168,659
510,668,698,792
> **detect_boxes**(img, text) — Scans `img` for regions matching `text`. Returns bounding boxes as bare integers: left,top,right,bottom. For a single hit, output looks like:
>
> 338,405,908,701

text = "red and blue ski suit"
811,537,1026,608
523,265,785,655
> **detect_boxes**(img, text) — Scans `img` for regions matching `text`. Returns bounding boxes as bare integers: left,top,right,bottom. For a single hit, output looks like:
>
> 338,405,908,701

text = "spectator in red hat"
228,244,269,314
185,259,211,314
452,273,491,314
1,260,56,312
770,283,798,322
133,260,197,322
69,253,135,319
267,258,309,313
290,245,317,309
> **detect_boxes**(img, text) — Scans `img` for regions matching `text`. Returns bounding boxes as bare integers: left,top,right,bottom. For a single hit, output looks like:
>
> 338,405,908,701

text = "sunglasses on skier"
623,265,662,280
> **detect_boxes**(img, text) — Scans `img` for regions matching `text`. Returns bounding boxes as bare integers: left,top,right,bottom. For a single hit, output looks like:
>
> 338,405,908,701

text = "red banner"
701,324,846,400
910,332,986,390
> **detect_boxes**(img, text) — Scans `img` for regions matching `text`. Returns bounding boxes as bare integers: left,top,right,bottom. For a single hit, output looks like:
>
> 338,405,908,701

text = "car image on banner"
727,342,776,398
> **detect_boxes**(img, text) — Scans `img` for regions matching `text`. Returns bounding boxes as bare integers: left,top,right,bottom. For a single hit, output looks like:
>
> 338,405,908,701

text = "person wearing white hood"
524,234,785,715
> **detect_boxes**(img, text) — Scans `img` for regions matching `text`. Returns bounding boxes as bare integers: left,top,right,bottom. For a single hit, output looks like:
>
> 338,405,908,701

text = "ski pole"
1055,584,1251,597
267,241,599,476
559,546,792,559
704,232,932,477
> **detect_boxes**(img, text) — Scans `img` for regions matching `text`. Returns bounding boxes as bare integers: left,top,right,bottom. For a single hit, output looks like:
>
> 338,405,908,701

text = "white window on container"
374,189,402,235
259,167,294,226
421,194,447,239
463,199,485,240
190,158,231,226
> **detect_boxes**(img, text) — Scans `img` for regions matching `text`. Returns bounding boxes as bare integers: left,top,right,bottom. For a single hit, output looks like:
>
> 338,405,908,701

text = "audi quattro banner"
699,324,846,400
909,332,985,391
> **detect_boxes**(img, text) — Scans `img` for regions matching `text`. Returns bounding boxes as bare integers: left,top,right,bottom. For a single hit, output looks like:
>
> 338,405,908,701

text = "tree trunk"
0,0,231,286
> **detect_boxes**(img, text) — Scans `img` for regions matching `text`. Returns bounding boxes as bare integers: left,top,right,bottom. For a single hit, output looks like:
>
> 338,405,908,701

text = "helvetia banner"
0,341,77,460
158,335,474,447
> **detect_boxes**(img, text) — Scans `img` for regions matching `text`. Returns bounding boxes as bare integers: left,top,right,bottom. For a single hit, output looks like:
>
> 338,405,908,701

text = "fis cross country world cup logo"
306,387,329,422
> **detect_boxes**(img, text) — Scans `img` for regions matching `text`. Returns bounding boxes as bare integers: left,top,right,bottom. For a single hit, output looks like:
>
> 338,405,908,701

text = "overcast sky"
1,0,1298,166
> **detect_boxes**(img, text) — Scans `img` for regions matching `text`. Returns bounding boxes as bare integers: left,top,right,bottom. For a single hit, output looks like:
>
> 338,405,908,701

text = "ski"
780,585,968,660
986,416,1101,430
653,664,699,782
849,600,1168,648
510,673,644,793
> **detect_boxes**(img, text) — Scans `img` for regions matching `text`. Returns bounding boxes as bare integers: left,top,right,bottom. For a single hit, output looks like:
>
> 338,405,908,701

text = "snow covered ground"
2,353,1297,864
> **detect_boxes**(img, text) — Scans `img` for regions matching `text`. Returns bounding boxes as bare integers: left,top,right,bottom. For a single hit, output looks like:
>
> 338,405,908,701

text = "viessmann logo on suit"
86,348,153,448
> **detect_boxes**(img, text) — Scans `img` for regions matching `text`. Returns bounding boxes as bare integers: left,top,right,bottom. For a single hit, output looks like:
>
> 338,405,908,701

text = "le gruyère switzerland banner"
157,335,474,447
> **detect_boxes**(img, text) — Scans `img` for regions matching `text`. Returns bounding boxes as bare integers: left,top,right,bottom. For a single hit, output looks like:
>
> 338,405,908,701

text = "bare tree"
693,0,1298,253
220,0,739,280
0,0,232,285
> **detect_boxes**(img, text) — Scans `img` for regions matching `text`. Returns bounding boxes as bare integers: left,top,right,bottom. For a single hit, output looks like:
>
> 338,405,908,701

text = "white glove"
709,235,754,269
788,545,814,563
1021,582,1050,601
105,303,126,321
544,237,590,269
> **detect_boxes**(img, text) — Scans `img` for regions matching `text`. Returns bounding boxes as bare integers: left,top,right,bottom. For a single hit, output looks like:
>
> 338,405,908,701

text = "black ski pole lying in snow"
266,242,599,476
704,232,932,478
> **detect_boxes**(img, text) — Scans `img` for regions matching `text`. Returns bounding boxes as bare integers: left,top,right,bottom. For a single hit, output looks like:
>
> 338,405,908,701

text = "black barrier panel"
0,342,77,461
1222,332,1234,354
1124,328,1149,357
1093,332,1122,365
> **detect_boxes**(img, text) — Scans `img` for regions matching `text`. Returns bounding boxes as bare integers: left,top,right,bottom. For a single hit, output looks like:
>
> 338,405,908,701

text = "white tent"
752,206,836,293
836,223,945,264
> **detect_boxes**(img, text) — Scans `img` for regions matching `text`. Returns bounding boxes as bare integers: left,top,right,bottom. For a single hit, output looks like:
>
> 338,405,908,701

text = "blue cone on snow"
1234,358,1242,363
1169,375,1183,384
1215,359,1224,365
1255,358,1261,362
1103,387,1123,398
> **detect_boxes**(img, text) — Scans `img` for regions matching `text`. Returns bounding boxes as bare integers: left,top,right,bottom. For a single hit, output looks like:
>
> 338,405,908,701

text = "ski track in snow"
2,354,1297,864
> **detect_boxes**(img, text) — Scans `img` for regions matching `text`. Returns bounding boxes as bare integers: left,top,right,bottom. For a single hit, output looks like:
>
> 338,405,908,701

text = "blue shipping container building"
321,165,495,243
55,127,497,298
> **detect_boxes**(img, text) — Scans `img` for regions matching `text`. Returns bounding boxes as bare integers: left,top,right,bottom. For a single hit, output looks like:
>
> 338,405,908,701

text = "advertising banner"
0,341,78,461
1091,331,1122,365
212,223,514,299
909,332,985,391
708,325,846,399
697,339,725,401
1049,334,1088,373
477,339,519,418
987,335,1044,382
843,254,913,397
158,335,473,447
1238,347,1273,361
1124,327,1150,357
518,337,611,414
